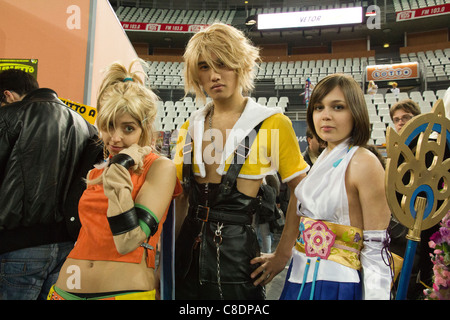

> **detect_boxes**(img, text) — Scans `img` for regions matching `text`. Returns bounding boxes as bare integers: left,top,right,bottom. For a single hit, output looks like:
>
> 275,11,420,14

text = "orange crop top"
68,152,182,268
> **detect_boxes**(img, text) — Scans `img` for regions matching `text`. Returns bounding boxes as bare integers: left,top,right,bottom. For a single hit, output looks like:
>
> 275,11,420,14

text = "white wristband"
361,229,392,300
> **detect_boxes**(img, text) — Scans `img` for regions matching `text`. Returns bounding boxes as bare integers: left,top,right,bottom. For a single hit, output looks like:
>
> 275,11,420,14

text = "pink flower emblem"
302,221,336,259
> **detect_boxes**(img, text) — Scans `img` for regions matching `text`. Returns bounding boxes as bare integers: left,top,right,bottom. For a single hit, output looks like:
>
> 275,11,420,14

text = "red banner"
396,3,450,21
120,22,209,33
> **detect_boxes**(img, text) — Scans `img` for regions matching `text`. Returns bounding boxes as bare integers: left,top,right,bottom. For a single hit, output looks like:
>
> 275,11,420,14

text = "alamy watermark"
174,127,282,166
366,5,381,30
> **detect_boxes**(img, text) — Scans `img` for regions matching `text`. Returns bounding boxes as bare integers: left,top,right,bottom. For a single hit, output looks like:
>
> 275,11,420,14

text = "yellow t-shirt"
173,111,308,183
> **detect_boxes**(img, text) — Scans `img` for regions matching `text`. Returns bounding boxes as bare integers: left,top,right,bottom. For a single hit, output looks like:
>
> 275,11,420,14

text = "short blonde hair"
96,59,159,148
183,23,260,103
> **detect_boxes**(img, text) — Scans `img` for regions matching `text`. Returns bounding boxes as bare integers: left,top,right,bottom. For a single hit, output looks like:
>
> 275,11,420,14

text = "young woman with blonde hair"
48,60,181,300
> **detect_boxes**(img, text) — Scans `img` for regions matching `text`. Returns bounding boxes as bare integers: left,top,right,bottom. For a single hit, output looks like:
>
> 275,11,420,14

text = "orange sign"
366,62,419,81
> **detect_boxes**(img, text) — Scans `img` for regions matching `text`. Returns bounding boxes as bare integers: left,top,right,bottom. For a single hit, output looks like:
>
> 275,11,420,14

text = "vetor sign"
257,6,363,30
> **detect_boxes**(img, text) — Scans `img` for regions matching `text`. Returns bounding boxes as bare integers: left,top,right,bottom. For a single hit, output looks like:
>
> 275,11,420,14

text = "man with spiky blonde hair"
173,23,308,300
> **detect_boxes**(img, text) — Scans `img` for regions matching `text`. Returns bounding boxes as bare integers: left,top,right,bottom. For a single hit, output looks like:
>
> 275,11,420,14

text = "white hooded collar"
187,97,282,177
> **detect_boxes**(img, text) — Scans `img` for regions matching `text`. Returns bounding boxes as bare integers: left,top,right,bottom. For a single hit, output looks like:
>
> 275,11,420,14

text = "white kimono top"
290,138,361,284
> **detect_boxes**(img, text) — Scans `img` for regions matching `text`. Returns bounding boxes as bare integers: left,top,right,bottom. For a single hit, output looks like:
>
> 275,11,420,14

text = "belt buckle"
196,205,210,222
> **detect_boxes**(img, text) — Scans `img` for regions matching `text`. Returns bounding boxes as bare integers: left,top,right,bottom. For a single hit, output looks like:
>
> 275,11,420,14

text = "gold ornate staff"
385,99,450,300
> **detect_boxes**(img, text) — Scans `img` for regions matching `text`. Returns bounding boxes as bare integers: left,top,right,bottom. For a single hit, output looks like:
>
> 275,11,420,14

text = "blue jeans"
256,222,272,253
0,242,74,300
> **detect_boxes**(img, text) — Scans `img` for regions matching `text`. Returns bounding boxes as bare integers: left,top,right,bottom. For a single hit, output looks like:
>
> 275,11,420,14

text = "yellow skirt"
47,285,156,300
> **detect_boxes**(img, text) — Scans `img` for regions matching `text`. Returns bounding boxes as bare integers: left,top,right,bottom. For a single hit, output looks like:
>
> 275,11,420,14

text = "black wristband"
109,153,135,169
136,206,159,237
107,207,139,236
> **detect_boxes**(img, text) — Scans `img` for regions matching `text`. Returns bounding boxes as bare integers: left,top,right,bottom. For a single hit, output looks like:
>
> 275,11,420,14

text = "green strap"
135,203,159,238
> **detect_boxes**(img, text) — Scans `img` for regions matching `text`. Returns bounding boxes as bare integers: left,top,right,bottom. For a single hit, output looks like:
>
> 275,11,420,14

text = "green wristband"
135,203,159,238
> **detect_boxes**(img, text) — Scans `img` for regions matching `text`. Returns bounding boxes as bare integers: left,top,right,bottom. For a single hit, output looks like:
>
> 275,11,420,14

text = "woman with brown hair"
254,74,393,300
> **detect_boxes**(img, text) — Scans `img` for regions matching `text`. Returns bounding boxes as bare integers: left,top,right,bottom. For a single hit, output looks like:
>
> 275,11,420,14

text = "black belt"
189,205,253,225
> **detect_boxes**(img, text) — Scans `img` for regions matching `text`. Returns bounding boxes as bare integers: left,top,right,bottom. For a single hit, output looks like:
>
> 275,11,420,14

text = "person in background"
0,69,101,300
390,82,400,97
49,60,181,300
366,80,378,95
302,127,325,167
253,174,281,254
389,99,421,132
173,23,309,300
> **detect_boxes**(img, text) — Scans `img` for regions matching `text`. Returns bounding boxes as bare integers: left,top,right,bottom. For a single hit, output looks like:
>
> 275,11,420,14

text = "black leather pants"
175,214,265,300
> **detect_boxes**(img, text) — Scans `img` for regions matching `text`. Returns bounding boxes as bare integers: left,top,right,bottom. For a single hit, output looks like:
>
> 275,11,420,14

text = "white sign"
257,7,363,30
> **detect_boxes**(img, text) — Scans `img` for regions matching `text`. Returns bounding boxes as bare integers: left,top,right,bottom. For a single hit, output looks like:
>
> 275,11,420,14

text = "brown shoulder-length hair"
306,73,370,147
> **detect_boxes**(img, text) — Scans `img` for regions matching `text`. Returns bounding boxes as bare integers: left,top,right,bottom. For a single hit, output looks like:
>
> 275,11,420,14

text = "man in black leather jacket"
0,69,103,300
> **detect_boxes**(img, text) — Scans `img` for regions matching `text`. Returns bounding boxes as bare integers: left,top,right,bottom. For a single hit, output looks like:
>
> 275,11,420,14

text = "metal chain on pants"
214,222,224,300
